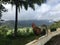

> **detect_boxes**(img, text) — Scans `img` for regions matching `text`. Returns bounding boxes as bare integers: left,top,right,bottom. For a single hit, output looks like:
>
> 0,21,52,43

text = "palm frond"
29,3,35,10
0,0,46,11
22,1,28,10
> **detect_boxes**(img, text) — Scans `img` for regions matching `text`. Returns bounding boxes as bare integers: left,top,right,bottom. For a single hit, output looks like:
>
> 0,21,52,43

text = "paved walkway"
26,28,60,45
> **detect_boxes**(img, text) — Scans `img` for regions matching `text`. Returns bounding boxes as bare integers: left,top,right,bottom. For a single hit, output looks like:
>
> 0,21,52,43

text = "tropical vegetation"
0,0,46,37
0,0,47,45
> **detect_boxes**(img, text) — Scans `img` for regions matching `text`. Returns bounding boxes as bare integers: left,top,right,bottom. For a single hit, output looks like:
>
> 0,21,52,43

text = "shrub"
0,25,9,37
50,25,57,32
50,27,56,32
26,28,30,33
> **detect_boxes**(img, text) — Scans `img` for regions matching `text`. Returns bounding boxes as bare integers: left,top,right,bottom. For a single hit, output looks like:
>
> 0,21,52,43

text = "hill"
1,20,53,28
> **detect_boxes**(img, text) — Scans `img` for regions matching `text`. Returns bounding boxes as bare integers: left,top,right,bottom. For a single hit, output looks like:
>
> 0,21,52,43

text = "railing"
26,28,60,45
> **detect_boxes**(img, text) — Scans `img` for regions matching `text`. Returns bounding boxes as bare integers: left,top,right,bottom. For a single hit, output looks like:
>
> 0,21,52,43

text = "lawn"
0,35,38,45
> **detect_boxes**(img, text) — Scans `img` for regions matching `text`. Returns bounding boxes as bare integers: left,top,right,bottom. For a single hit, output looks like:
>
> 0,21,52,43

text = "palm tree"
1,0,46,37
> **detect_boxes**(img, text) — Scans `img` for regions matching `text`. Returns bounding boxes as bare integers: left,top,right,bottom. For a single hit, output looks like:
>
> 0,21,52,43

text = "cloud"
18,3,51,20
2,0,60,21
2,4,15,20
39,3,60,21
36,4,50,13
47,0,60,6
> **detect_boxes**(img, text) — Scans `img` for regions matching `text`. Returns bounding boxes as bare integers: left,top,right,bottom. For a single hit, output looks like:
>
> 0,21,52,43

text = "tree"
0,4,7,26
1,0,46,37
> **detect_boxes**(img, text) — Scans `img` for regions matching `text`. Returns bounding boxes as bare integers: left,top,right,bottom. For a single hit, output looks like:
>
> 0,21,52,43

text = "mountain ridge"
2,20,53,28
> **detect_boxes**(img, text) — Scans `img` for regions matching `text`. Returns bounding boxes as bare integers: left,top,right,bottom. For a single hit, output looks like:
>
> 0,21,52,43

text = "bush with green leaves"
17,28,34,37
50,21,60,28
49,23,57,32
0,25,9,37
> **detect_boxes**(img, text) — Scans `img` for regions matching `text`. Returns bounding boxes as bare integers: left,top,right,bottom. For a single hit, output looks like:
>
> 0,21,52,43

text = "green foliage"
0,35,37,45
2,0,46,10
0,26,40,45
49,21,60,29
50,28,56,32
1,0,46,37
26,28,30,33
49,21,60,32
0,4,7,19
0,25,9,37
0,26,34,37
17,28,34,37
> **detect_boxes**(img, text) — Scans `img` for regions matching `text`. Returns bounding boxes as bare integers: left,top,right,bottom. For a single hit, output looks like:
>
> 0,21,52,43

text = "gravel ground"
45,34,60,45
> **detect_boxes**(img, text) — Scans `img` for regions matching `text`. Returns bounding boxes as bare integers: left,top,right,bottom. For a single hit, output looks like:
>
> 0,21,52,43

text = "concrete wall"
26,29,60,45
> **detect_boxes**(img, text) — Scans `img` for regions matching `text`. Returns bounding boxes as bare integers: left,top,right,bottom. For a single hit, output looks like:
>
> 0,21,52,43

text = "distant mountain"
2,20,53,28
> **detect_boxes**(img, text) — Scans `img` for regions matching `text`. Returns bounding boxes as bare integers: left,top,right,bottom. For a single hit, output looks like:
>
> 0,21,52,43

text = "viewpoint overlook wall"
26,28,60,45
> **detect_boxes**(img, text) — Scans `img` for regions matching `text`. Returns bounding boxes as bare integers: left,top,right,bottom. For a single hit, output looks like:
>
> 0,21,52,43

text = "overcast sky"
2,0,60,21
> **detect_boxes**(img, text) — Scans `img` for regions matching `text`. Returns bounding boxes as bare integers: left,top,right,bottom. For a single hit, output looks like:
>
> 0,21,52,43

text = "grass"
0,33,40,45
0,35,38,45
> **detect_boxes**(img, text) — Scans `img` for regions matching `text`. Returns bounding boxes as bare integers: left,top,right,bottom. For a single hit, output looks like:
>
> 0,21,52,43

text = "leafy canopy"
1,0,46,10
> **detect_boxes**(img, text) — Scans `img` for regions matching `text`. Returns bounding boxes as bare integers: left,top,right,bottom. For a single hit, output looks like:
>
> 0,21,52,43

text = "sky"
2,0,60,21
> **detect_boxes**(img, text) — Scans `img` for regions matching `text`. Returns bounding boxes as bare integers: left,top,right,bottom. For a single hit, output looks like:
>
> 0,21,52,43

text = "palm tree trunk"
14,4,18,37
